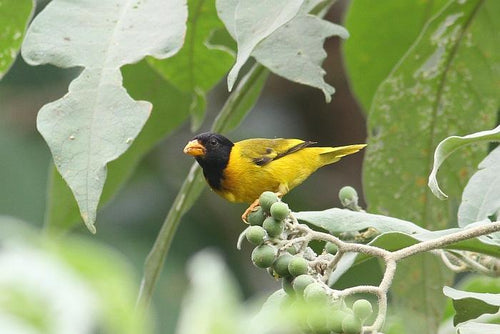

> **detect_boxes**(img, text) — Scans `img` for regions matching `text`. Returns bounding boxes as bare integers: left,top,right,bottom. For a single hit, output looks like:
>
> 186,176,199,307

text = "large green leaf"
22,0,187,233
0,0,34,79
148,0,234,131
363,1,500,332
44,61,192,233
343,0,447,111
443,286,500,326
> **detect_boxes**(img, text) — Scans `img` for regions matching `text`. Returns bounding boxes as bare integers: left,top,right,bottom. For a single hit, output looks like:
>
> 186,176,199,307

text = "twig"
269,212,500,334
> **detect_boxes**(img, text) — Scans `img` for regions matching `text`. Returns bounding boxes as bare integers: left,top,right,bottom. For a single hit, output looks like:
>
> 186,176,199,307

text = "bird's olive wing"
238,138,316,166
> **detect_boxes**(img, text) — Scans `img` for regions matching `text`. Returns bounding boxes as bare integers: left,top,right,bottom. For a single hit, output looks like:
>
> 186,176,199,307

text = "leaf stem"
136,64,268,308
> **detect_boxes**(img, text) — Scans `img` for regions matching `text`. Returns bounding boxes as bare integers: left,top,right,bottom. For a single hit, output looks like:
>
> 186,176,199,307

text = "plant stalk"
136,64,269,308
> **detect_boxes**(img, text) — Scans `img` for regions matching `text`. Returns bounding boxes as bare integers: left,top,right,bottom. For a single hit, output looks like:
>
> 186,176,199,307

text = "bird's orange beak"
183,139,206,157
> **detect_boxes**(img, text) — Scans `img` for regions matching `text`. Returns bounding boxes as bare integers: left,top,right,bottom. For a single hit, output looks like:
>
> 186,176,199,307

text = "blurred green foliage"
2,0,499,334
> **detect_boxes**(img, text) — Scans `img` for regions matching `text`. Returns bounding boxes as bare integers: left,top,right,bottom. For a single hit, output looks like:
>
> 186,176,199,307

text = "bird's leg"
241,198,260,223
241,192,284,223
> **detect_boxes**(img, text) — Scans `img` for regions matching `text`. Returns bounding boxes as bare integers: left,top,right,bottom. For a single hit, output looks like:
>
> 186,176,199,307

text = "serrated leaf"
428,125,500,200
363,1,500,332
0,0,34,79
22,0,187,233
44,61,192,232
443,286,500,326
148,0,234,131
217,0,303,90
343,0,447,111
252,14,348,102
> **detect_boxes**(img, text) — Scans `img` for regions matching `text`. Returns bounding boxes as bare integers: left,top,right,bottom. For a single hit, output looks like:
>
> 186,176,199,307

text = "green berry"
259,191,279,213
270,202,290,221
339,186,358,207
282,277,295,296
306,308,328,333
327,309,348,333
272,253,293,277
342,314,362,334
303,282,328,304
352,299,373,322
248,207,266,226
288,256,308,277
325,241,338,254
245,226,267,245
292,274,315,294
262,216,284,238
251,244,276,268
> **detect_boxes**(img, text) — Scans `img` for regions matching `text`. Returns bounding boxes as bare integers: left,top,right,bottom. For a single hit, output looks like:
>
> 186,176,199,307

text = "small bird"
183,132,366,220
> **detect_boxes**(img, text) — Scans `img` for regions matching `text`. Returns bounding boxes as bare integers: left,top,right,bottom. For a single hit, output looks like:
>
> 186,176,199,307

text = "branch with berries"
238,188,500,334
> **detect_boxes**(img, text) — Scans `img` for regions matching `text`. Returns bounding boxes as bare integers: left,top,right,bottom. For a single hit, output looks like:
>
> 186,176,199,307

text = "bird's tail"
318,144,366,165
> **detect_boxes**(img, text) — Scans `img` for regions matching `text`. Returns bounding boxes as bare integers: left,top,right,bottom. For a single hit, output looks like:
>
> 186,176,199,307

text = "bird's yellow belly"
218,152,319,203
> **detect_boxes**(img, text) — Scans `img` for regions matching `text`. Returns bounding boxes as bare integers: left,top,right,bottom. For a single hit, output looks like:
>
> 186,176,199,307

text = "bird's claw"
241,199,260,223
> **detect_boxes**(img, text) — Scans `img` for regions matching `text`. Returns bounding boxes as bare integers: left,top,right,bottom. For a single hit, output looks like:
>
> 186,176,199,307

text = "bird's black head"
183,132,234,190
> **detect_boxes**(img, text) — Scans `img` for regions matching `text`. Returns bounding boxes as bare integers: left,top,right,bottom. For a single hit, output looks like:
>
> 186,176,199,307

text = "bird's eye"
209,138,218,146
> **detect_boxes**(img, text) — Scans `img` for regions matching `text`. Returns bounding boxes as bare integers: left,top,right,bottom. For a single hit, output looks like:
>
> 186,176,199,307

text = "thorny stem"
280,214,500,333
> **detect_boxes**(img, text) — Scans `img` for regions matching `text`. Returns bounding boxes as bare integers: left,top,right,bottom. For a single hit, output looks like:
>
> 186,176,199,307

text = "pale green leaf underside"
253,15,348,103
0,0,34,79
428,125,500,200
22,0,187,233
295,208,428,235
217,0,301,89
36,70,151,233
218,0,344,102
458,145,500,227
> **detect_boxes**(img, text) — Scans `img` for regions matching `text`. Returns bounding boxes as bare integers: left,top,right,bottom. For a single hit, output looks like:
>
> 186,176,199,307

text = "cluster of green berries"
246,192,293,267
308,298,373,334
244,191,373,333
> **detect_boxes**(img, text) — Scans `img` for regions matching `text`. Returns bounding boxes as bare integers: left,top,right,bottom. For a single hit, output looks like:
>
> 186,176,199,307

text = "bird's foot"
241,192,284,223
241,198,261,223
